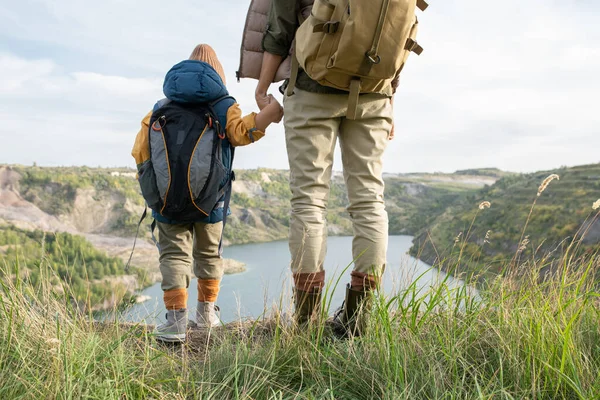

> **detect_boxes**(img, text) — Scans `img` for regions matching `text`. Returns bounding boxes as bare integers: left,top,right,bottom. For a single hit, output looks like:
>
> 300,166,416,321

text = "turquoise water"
121,236,470,323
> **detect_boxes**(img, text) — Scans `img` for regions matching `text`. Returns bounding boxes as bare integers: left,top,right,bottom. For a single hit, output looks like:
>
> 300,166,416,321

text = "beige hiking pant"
157,221,224,291
283,88,392,278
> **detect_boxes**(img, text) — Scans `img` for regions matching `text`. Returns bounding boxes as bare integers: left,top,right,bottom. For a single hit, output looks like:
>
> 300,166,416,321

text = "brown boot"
332,284,373,337
293,287,322,325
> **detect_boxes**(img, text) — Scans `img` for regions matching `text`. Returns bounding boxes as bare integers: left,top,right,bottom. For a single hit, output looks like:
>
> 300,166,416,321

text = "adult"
255,0,400,335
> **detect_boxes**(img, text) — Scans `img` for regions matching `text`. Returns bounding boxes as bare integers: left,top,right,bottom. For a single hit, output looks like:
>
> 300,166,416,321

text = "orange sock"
163,288,188,310
350,271,380,291
293,271,325,292
197,279,220,303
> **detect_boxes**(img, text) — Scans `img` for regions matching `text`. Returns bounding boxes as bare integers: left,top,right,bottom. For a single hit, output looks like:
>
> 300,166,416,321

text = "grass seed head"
518,235,530,252
484,230,492,244
593,199,600,210
454,232,463,244
479,201,491,210
537,174,559,196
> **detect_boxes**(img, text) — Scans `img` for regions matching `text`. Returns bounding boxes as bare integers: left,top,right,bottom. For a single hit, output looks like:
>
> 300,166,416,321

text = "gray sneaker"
196,302,220,329
154,309,187,343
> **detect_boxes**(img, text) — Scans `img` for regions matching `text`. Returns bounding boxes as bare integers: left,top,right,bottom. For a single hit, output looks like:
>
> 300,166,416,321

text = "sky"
0,0,598,174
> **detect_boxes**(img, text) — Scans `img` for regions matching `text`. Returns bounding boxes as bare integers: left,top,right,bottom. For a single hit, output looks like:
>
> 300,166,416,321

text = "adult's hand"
388,124,395,140
255,89,272,111
255,52,283,110
388,97,395,140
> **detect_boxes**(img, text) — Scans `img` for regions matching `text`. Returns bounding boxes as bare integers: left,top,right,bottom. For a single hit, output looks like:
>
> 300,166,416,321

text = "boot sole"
193,322,220,331
155,333,186,343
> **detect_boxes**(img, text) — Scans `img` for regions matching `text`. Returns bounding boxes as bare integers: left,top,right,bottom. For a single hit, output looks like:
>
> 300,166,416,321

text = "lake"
121,236,472,323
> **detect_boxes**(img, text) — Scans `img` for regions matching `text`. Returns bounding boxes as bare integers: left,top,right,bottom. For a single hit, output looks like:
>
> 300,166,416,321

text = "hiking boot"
332,285,372,338
294,287,322,325
154,309,187,343
196,302,220,329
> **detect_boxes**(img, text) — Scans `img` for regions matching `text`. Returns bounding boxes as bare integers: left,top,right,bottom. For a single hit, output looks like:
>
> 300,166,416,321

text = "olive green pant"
283,88,392,278
157,221,224,291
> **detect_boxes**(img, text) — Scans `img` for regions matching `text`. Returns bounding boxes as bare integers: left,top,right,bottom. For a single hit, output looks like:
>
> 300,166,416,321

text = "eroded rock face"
0,167,73,232
0,166,21,191
62,189,138,234
232,180,266,198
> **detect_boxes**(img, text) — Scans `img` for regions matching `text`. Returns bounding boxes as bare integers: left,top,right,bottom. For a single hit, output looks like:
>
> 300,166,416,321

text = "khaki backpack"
292,0,428,118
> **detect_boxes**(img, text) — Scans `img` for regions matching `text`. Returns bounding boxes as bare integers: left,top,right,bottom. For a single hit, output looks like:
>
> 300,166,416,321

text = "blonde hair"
189,44,226,84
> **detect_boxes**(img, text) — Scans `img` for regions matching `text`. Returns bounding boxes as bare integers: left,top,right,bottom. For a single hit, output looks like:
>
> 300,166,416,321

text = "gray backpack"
137,97,234,222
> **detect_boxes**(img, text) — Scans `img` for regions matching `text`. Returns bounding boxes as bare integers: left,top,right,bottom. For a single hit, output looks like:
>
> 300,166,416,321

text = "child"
132,44,282,343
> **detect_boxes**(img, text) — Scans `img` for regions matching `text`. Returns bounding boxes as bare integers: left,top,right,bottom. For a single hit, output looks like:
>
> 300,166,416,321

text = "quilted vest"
237,0,313,82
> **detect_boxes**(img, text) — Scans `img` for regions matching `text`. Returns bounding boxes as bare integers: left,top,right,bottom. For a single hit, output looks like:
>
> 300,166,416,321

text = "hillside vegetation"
226,168,498,244
9,165,143,236
410,163,600,279
0,225,148,309
3,163,598,287
1,164,496,245
0,164,497,309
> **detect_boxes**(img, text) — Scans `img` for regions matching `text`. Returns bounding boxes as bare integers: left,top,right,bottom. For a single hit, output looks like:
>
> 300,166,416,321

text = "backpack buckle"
366,52,381,65
417,0,429,11
405,38,423,55
216,121,226,139
324,21,339,34
314,21,339,34
151,116,166,131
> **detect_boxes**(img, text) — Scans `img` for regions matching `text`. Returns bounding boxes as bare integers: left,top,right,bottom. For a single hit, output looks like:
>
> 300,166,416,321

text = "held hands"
263,95,284,124
255,89,272,111
254,94,283,132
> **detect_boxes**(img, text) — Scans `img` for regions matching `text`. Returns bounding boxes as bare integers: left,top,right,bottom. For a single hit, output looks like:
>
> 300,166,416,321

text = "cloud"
0,53,163,167
0,53,58,94
0,0,598,172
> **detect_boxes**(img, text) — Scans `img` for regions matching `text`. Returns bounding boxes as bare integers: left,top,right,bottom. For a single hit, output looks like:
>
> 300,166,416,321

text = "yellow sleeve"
225,103,265,147
132,111,152,167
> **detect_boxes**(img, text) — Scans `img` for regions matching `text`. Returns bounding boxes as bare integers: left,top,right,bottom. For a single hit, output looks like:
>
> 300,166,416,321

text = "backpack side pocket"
195,159,228,214
295,0,340,82
137,159,161,211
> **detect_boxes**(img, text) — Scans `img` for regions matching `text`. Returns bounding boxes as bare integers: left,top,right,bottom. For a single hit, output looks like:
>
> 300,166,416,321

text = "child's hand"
255,95,283,132
255,90,272,111
263,96,284,124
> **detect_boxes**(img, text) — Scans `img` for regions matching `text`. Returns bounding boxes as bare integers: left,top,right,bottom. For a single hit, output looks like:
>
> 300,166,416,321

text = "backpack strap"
347,80,361,120
352,0,391,116
286,9,310,97
364,0,392,69
153,98,171,112
208,95,236,120
124,206,162,271
208,95,236,138
124,206,147,271
218,151,235,256
286,55,301,97
207,94,237,255
209,95,236,107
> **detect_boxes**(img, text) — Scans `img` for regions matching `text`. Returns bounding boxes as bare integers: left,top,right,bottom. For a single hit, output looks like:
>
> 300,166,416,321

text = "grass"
1,174,599,399
1,246,599,398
